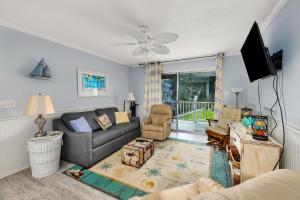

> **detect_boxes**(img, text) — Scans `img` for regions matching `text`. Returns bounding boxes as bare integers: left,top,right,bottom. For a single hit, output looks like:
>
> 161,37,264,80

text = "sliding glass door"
162,71,216,134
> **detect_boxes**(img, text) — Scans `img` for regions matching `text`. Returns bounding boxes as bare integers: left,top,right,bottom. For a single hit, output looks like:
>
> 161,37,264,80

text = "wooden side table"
229,122,282,183
27,131,63,178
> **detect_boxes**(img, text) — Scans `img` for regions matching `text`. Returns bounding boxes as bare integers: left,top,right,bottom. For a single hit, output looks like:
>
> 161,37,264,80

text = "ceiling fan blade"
109,42,138,46
151,44,170,54
129,30,148,41
132,47,148,56
152,32,179,44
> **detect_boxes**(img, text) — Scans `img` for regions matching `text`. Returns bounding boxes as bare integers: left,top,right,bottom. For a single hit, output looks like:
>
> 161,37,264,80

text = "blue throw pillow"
69,117,92,133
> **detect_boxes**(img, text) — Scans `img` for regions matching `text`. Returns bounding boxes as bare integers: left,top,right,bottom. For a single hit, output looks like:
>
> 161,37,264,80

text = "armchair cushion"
222,107,242,122
206,126,228,136
216,117,234,129
143,124,164,132
143,117,152,125
150,114,171,125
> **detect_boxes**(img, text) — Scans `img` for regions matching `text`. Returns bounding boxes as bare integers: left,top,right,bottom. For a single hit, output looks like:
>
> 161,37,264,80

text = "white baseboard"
0,164,30,179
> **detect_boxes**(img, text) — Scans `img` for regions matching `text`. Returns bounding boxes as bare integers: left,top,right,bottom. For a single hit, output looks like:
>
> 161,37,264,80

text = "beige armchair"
206,106,241,150
142,104,173,141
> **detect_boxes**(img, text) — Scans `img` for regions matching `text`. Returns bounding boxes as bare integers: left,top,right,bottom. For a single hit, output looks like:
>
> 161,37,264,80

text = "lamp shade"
126,92,135,101
231,88,244,93
24,94,55,116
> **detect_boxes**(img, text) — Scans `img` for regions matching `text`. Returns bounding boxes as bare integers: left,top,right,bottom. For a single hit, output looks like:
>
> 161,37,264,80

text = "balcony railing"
170,101,215,122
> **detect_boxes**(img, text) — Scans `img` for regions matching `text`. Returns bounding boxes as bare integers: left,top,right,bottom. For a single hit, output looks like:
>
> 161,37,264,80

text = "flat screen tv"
241,22,277,82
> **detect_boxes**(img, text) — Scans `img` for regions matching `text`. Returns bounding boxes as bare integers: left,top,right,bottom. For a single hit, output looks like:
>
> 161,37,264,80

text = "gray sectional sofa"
53,107,140,167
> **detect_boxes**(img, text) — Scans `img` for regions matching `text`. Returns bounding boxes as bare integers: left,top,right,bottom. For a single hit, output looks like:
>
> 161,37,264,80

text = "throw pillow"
216,117,234,129
69,117,92,133
95,114,112,130
115,112,130,124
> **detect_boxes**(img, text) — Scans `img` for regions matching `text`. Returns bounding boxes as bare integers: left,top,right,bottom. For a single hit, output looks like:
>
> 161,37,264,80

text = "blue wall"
0,26,131,118
246,0,300,128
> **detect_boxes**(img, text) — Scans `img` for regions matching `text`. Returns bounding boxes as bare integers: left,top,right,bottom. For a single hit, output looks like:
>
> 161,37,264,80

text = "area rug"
64,138,231,200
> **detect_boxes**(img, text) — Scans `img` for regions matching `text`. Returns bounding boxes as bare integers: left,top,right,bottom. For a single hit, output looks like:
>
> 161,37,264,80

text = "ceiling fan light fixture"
111,25,178,56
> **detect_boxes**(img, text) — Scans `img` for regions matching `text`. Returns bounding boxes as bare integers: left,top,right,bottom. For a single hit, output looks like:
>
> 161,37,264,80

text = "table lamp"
231,88,243,108
123,92,137,116
24,93,55,137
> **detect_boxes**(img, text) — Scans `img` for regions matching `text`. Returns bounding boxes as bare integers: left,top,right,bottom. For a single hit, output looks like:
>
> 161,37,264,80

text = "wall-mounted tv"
241,22,277,82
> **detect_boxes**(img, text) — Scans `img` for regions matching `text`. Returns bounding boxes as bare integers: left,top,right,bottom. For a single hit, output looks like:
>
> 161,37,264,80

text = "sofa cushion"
115,112,130,124
95,114,112,130
191,169,300,200
69,117,92,133
92,127,122,148
61,111,100,132
114,122,139,134
95,107,118,124
143,124,164,132
216,117,234,129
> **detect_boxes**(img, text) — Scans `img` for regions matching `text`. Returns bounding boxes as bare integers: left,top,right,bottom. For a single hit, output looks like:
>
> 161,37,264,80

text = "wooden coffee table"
121,138,154,168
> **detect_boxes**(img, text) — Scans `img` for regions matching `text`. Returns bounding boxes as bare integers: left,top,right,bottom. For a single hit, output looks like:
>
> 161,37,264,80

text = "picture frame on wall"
77,69,108,97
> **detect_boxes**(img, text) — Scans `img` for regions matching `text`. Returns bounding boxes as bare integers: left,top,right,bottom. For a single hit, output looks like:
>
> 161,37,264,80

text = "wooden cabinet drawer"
231,130,241,154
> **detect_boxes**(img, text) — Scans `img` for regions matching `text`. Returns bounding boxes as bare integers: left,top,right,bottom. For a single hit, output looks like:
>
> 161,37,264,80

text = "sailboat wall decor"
26,58,52,80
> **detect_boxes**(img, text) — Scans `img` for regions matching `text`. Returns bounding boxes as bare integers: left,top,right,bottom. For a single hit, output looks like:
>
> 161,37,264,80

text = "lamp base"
35,131,47,137
34,115,47,137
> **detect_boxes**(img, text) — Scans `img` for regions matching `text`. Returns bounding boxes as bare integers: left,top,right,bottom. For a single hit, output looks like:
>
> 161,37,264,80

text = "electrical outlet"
0,100,16,109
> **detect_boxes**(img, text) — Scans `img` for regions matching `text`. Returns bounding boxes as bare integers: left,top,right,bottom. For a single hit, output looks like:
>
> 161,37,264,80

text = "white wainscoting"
272,122,300,169
0,107,103,179
1,109,299,179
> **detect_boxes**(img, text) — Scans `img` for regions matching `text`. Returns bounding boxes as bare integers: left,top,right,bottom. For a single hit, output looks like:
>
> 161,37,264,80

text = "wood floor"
0,132,206,200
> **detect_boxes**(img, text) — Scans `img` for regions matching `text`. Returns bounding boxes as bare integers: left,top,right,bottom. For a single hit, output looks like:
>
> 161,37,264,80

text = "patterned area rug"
89,138,210,193
64,138,231,200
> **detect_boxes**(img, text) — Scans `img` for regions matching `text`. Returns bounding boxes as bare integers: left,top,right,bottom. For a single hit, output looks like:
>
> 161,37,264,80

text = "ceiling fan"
110,25,179,56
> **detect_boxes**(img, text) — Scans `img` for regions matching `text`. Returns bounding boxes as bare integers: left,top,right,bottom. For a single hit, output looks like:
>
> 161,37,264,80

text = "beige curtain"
144,62,163,118
214,53,224,119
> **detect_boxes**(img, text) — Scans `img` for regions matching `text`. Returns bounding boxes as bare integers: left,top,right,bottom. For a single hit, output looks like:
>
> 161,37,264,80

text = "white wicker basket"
27,132,63,178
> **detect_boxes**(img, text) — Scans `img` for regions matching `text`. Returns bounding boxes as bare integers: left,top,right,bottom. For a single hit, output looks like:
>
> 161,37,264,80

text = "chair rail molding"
0,106,116,179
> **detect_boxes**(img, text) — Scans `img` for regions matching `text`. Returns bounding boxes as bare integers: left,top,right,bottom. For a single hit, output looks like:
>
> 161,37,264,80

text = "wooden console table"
229,122,282,183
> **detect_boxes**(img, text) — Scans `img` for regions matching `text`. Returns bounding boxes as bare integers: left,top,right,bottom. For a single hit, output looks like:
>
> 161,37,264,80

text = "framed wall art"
77,69,108,97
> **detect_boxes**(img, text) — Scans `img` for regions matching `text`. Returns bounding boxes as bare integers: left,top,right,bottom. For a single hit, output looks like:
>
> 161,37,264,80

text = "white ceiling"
0,0,284,66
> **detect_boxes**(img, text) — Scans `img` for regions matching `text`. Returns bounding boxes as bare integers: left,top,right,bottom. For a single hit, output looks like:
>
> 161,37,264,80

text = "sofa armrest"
53,119,93,167
163,119,172,138
129,183,199,200
129,116,140,123
197,178,224,193
207,119,218,126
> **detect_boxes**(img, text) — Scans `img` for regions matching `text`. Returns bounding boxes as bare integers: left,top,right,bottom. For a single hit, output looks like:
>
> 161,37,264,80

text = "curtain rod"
138,53,225,66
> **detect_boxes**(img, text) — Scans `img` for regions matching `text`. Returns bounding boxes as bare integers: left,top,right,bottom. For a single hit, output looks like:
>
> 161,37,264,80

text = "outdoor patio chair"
205,106,241,150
